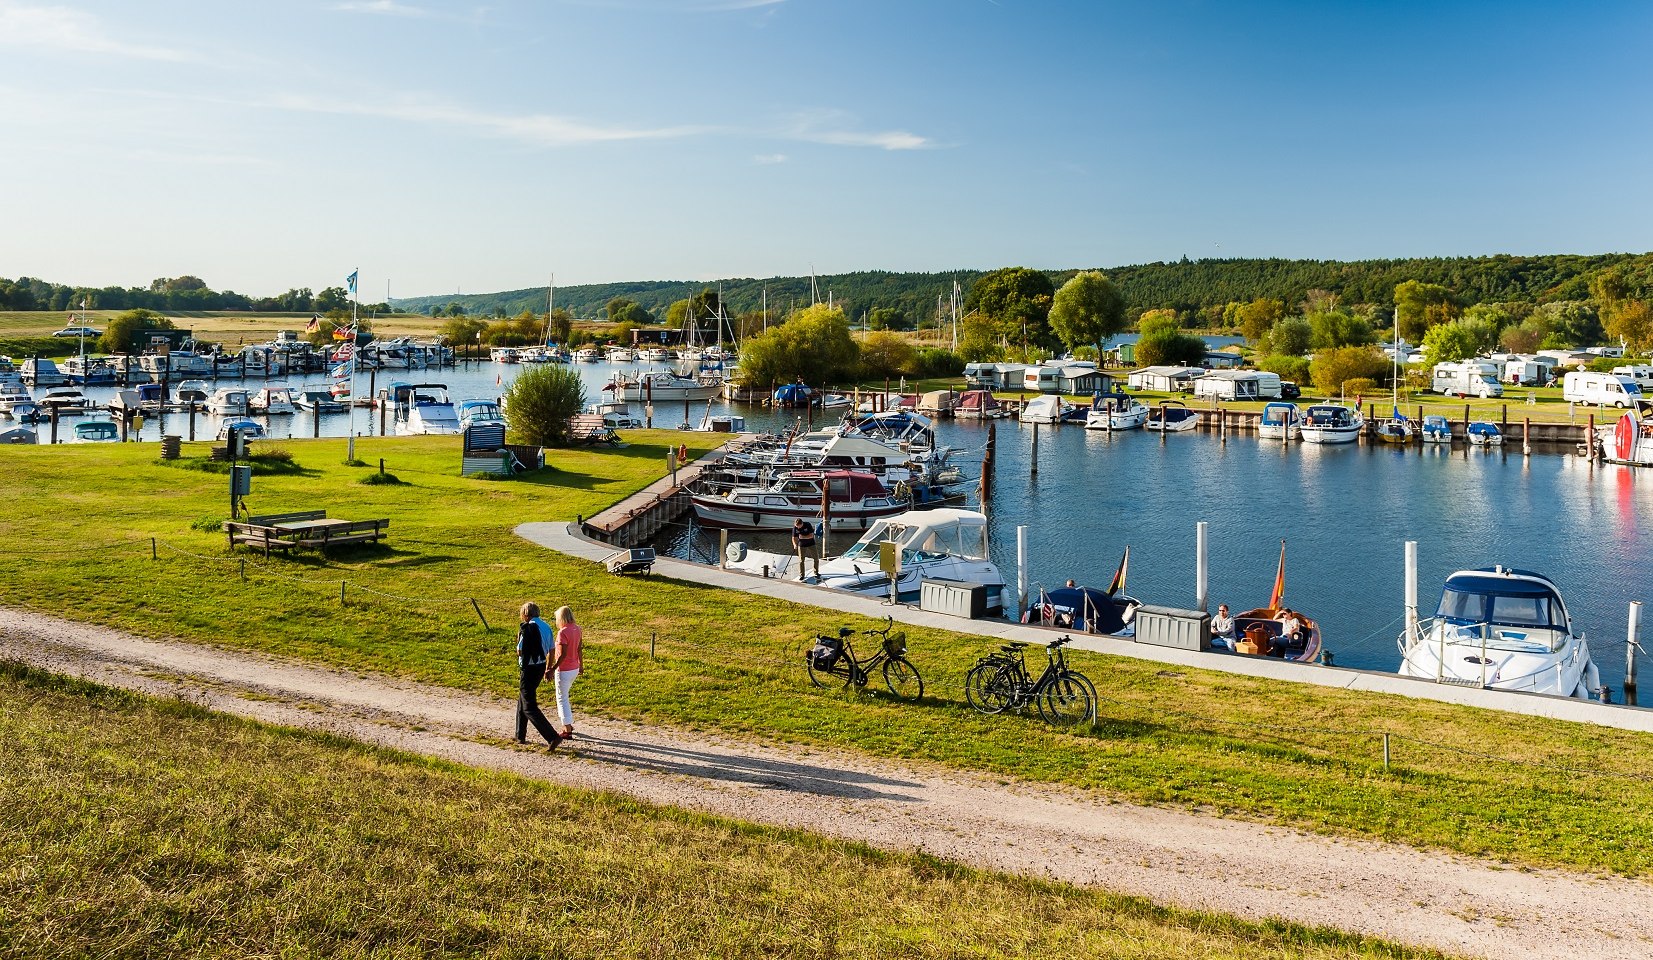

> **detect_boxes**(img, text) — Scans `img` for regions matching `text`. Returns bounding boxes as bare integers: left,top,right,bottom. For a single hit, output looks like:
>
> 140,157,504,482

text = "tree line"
0,275,389,315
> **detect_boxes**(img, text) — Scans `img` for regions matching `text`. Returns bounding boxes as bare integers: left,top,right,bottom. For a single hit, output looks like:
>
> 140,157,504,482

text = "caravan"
1563,371,1642,408
1431,361,1502,399
1610,365,1653,391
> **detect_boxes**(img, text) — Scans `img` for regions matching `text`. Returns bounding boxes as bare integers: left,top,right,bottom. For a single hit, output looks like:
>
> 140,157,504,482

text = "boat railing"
1403,617,1583,689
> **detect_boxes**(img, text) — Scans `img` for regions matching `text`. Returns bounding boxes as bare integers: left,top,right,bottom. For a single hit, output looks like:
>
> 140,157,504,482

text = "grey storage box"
919,578,988,619
1133,605,1211,652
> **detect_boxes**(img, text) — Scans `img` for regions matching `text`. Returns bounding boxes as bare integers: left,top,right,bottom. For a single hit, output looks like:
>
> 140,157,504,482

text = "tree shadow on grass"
571,735,925,802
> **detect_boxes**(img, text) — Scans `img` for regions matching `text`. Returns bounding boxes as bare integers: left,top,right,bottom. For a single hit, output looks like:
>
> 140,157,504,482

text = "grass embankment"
0,664,1438,959
1,439,1651,878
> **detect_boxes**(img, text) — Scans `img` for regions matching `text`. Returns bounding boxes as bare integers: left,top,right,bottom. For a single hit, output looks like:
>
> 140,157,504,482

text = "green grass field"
1,438,1650,877
0,662,1443,959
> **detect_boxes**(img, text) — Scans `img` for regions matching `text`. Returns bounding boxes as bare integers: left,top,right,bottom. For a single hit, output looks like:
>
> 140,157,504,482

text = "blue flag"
346,269,358,296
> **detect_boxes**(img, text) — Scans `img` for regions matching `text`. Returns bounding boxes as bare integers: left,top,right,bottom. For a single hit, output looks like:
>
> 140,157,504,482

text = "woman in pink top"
552,606,583,739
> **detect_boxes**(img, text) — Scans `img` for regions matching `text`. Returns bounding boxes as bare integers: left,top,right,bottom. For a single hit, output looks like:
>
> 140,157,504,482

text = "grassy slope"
0,663,1444,960
0,438,1650,877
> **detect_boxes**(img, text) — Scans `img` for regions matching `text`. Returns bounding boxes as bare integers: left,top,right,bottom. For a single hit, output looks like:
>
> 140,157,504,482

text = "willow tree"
738,305,859,387
1048,270,1126,354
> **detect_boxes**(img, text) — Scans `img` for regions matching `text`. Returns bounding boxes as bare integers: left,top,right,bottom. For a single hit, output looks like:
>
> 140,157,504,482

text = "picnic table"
223,510,391,557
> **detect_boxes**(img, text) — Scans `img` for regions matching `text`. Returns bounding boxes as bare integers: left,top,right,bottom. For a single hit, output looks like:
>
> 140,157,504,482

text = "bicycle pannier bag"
809,636,843,670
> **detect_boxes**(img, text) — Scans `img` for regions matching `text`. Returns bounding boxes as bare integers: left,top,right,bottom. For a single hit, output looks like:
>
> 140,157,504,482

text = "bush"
1310,345,1389,396
502,365,586,446
858,331,918,380
912,347,965,378
1257,354,1310,384
359,472,407,486
1340,377,1378,399
1588,356,1625,373
1135,331,1206,367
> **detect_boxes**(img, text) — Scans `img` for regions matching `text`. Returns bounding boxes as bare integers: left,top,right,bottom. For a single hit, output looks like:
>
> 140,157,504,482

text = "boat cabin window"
1438,587,1565,630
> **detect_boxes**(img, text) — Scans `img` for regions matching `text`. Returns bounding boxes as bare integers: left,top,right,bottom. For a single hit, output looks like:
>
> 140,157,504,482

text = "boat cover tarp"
1023,586,1128,634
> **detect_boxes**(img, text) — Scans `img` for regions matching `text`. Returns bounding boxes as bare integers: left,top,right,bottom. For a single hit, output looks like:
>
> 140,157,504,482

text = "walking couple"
515,602,582,751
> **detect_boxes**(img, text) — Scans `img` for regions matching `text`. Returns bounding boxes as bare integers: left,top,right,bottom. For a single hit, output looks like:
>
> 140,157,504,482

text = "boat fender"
725,542,747,565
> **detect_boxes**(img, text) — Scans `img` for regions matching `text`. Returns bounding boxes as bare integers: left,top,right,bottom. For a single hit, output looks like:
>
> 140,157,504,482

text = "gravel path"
5,607,1650,959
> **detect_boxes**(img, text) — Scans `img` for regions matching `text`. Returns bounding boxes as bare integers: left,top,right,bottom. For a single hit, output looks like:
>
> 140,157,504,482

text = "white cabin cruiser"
690,470,907,531
205,387,251,416
604,370,720,402
250,384,298,415
1258,402,1300,441
1299,404,1364,444
1085,390,1148,430
174,380,210,405
725,509,1006,612
391,383,462,435
1397,566,1600,700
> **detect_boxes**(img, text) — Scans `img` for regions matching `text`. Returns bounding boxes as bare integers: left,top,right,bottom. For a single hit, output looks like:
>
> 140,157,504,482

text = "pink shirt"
556,624,582,672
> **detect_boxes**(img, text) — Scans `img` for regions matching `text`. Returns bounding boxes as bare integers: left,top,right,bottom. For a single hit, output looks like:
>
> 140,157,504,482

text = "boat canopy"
839,509,989,562
1437,570,1567,629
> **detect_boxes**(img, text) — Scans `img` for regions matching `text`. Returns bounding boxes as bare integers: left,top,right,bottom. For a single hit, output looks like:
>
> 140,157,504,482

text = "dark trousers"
516,662,562,746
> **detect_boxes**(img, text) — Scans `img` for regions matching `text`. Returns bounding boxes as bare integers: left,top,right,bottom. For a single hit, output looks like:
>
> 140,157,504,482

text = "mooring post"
1195,520,1208,612
1404,540,1418,648
1588,413,1596,464
1030,422,1039,477
719,529,728,570
1523,417,1531,457
1016,525,1028,622
1627,601,1642,707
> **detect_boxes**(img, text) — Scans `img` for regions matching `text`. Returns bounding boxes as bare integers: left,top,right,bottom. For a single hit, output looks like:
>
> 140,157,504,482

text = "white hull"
1300,425,1362,444
1085,407,1148,430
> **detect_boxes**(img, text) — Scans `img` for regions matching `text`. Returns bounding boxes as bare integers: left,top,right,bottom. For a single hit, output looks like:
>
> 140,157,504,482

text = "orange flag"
1268,540,1286,610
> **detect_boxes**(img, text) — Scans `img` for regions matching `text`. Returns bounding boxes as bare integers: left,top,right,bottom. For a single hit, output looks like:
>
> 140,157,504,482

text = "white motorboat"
174,380,210,405
38,388,96,414
490,347,521,363
60,355,118,386
1018,395,1077,424
391,382,462,435
585,400,644,430
0,378,32,416
250,384,298,415
604,371,720,403
1421,415,1452,444
1145,400,1199,432
1085,390,1149,430
1397,566,1600,700
20,358,68,387
690,470,908,531
458,398,507,431
1299,404,1364,444
294,389,347,414
1467,422,1504,446
72,416,121,443
725,508,1007,611
638,347,675,362
216,417,266,441
1595,406,1653,465
205,387,252,416
1258,401,1300,441
606,345,638,363
575,347,603,363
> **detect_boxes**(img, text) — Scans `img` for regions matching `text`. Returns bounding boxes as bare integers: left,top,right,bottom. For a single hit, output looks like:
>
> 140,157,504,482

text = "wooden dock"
579,440,744,547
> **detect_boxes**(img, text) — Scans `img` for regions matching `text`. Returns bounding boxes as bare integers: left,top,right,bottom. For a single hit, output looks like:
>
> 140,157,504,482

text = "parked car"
52,326,101,338
1280,381,1301,400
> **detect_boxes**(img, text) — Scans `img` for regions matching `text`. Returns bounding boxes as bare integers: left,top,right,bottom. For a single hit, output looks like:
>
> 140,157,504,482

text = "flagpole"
349,269,360,445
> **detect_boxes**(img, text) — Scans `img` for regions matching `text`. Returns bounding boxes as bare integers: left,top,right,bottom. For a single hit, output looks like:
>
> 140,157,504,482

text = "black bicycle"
806,616,924,701
964,635,1096,725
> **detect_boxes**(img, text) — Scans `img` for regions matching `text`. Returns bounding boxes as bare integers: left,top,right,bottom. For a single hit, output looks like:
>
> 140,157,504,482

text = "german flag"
1105,546,1129,596
1268,540,1287,610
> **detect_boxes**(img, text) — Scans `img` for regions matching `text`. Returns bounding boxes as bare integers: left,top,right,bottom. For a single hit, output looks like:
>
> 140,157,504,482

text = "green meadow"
0,436,1650,877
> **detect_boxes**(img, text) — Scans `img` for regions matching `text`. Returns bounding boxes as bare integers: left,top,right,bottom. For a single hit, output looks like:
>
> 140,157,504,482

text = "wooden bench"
567,414,622,446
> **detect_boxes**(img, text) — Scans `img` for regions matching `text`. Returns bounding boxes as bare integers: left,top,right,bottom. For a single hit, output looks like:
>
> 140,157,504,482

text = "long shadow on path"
569,734,924,802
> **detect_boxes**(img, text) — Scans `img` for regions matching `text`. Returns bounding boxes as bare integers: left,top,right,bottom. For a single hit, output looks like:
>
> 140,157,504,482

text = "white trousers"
554,668,579,728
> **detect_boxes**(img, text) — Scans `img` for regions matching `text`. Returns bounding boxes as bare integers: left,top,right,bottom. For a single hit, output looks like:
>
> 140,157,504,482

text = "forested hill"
389,253,1650,321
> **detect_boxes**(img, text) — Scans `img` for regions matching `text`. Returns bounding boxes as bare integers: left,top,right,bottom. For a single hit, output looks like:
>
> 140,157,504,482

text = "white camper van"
1563,371,1643,408
1431,361,1503,399
1610,364,1653,391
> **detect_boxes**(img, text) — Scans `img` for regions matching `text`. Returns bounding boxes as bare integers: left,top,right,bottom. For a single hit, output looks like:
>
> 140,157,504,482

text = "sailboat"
1232,541,1323,663
1377,323,1414,443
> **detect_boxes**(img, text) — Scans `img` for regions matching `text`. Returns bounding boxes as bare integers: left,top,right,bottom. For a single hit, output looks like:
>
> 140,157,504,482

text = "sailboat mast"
544,274,555,347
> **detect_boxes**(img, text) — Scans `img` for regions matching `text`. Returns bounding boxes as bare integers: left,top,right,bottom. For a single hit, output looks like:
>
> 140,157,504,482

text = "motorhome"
1610,364,1653,391
1431,361,1503,399
1563,371,1642,408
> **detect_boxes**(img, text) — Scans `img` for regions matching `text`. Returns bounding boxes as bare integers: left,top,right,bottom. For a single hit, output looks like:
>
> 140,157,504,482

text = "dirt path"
5,608,1649,959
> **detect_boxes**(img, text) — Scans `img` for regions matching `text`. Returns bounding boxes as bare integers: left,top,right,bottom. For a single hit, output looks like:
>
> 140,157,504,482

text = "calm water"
30,360,1651,696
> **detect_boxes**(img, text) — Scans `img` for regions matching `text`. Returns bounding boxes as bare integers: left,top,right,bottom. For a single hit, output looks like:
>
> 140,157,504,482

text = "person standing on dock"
514,602,562,751
791,517,819,580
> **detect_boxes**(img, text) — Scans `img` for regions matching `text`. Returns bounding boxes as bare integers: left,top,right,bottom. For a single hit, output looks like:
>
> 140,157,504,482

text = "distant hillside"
389,253,1653,323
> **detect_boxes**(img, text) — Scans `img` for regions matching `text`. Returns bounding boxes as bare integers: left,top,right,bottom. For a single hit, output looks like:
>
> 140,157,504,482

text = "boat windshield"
1437,586,1566,630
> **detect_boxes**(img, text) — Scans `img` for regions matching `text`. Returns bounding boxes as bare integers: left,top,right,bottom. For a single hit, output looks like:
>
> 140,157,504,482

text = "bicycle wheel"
1037,674,1095,726
977,663,1020,715
882,656,924,701
964,661,1001,713
806,652,852,690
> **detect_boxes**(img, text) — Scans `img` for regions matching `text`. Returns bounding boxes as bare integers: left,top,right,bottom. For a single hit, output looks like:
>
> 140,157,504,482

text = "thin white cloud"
0,1,188,61
332,0,433,16
753,153,787,165
264,92,710,146
783,110,934,151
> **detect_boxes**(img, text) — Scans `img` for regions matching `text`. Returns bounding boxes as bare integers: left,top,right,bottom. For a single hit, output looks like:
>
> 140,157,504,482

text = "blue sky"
2,0,1650,299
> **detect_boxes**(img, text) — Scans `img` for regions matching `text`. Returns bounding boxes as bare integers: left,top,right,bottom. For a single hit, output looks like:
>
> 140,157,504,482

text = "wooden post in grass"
470,598,490,631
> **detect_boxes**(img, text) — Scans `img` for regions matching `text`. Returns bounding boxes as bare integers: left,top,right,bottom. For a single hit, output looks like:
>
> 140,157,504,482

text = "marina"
4,351,1652,703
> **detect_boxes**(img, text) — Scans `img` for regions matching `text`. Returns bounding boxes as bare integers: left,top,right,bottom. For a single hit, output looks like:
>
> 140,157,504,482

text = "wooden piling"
1030,422,1039,477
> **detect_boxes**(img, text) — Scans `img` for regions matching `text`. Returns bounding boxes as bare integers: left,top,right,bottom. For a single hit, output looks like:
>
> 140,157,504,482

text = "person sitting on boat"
1211,604,1236,650
1276,608,1304,650
791,517,820,580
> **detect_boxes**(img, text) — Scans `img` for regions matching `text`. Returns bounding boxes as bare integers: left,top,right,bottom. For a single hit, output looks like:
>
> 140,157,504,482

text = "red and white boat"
1593,404,1653,466
689,470,908,531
